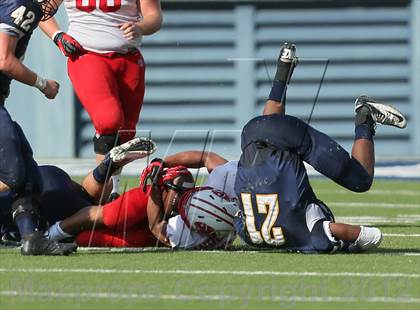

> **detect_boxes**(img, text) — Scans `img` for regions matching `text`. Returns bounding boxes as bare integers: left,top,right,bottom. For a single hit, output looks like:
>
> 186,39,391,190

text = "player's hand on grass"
53,31,84,59
120,22,142,41
42,79,60,99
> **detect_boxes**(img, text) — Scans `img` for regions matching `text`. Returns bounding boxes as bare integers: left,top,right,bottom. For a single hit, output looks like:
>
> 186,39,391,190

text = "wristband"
52,30,63,42
34,75,47,91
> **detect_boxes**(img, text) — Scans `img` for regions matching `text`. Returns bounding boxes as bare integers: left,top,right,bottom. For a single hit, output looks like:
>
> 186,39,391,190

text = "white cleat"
109,137,157,165
355,95,407,129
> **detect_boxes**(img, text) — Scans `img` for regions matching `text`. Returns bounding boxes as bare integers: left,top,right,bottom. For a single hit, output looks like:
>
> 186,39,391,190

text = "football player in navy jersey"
233,43,407,253
0,0,77,255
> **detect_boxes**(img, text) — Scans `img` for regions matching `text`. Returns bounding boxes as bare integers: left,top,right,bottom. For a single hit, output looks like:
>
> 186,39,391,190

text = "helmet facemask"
37,0,59,21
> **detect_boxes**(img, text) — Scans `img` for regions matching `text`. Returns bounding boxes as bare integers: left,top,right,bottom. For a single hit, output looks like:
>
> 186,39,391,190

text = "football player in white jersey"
39,0,163,200
43,143,238,250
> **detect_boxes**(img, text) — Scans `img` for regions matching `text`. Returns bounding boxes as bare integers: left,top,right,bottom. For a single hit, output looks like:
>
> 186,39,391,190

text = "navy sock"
355,124,375,142
268,80,287,103
92,156,118,184
275,62,292,82
15,213,37,238
355,106,375,142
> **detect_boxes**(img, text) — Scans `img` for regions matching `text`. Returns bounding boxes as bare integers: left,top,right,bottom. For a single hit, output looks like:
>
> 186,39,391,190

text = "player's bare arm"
120,0,162,40
0,33,59,99
147,173,193,246
163,151,228,173
37,0,62,37
147,184,170,246
39,1,84,59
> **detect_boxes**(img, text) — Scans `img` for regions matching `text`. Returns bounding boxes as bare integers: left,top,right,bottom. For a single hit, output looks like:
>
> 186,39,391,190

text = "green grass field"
0,178,419,310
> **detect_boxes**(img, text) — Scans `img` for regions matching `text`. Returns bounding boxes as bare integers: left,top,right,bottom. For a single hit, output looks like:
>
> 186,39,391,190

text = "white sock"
111,174,121,194
349,226,382,253
47,221,72,241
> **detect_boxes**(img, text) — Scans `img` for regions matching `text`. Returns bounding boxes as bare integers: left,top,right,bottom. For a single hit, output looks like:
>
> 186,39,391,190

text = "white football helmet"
178,187,239,238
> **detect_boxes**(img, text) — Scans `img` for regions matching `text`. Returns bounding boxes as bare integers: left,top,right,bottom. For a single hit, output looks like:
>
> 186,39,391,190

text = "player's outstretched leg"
263,42,298,115
351,95,407,176
82,137,157,202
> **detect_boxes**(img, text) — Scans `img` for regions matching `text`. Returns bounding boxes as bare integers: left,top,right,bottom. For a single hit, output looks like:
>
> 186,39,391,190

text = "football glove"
162,166,194,192
140,158,165,192
53,31,84,58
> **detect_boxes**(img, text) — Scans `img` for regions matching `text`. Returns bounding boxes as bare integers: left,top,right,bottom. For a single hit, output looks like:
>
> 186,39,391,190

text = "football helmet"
36,0,59,21
178,187,239,238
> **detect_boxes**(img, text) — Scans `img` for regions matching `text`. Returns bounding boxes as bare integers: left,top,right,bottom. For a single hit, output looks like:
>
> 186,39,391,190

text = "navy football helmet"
36,0,59,21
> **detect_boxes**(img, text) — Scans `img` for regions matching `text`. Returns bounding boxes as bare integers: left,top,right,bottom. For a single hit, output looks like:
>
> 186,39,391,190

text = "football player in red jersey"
39,0,163,200
45,147,238,250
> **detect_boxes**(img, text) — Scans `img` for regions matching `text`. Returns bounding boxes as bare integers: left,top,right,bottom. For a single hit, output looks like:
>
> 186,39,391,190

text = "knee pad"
11,196,40,222
93,134,120,155
310,220,342,254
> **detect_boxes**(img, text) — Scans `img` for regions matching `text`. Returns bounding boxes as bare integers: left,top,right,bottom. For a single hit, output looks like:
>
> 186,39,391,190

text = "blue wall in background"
5,0,420,159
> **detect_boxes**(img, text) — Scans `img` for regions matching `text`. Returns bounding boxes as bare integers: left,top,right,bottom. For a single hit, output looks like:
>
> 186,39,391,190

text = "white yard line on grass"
336,215,420,225
329,202,419,209
0,290,419,304
0,268,418,278
384,233,420,237
317,189,420,196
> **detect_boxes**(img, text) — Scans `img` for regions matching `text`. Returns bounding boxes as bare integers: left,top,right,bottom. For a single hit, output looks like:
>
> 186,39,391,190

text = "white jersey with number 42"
65,0,142,53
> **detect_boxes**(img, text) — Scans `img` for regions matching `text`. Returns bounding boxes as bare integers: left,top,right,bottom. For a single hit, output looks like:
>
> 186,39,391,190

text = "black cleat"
21,231,77,256
355,95,407,129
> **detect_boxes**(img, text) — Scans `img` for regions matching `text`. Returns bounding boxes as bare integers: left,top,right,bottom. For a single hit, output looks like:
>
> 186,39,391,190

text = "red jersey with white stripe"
65,0,142,53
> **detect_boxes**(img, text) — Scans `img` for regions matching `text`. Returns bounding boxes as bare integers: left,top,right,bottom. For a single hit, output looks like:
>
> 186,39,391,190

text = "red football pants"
76,187,158,247
68,51,146,143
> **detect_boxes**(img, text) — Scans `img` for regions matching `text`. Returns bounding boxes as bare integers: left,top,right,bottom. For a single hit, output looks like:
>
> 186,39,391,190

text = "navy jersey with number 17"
0,0,43,99
233,114,346,253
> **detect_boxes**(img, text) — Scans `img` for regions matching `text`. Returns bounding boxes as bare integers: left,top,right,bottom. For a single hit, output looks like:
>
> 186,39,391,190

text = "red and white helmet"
178,187,239,238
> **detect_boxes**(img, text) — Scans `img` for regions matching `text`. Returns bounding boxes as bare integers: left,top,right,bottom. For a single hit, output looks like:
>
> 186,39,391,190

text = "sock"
14,212,37,238
348,226,382,253
268,61,293,104
92,156,119,184
268,80,287,103
111,174,121,194
47,221,72,241
355,106,375,142
275,62,293,83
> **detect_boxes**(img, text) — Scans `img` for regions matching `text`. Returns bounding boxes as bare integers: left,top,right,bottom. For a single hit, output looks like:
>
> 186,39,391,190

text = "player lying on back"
38,142,239,250
231,43,406,253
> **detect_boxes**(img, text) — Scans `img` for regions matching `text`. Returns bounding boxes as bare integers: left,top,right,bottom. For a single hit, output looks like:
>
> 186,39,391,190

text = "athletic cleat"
21,231,77,256
1,231,21,247
278,42,299,65
354,95,407,129
276,42,298,84
109,137,157,165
